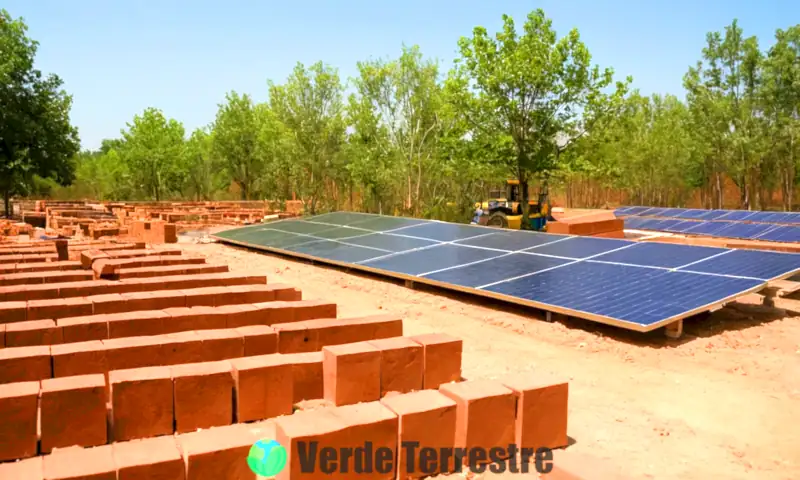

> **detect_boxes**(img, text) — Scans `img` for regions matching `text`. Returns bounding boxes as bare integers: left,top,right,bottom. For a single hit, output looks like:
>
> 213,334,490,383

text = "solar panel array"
616,206,800,243
213,212,800,333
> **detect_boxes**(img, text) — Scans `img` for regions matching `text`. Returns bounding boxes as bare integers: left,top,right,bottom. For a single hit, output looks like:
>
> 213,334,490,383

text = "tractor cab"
475,180,552,230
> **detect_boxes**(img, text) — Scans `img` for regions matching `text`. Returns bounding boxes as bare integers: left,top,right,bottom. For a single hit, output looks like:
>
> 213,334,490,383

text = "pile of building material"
548,211,625,238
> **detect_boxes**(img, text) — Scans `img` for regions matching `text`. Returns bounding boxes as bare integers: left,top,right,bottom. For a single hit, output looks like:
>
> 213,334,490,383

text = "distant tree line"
2,8,799,222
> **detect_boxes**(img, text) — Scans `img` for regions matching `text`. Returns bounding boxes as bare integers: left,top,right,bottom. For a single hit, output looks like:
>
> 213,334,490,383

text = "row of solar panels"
616,206,800,242
621,216,800,243
615,206,800,224
214,212,800,332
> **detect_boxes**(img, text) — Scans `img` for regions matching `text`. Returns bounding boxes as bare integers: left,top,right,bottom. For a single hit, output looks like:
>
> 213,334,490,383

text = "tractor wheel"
486,212,509,228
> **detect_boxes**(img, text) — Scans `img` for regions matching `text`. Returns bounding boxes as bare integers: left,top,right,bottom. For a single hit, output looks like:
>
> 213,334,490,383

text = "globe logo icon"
248,439,287,477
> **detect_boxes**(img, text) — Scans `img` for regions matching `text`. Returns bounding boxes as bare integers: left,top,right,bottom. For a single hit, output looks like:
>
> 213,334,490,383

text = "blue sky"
4,0,796,150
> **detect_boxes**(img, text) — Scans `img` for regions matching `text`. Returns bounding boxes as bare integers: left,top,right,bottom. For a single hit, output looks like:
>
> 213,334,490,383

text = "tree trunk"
3,190,10,218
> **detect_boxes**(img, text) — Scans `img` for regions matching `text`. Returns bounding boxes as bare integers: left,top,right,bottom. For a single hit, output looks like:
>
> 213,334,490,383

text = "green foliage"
0,9,80,215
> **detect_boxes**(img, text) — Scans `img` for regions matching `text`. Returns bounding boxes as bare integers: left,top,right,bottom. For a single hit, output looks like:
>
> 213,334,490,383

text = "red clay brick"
114,436,185,480
0,456,43,480
236,325,278,356
104,336,166,371
410,333,462,388
43,445,116,480
439,380,516,466
58,315,109,342
238,301,295,326
0,323,4,347
41,374,108,453
0,345,52,383
51,340,108,377
230,354,293,422
271,284,301,301
368,337,424,395
195,329,244,362
58,280,119,298
44,271,94,284
323,342,381,406
0,381,40,461
171,361,234,433
123,290,186,311
275,409,348,480
160,331,204,365
5,319,63,347
177,422,269,480
501,374,570,450
110,366,174,441
0,300,28,323
81,249,110,269
89,293,128,315
223,284,277,304
106,310,170,339
329,401,398,479
273,314,403,354
28,297,93,321
294,299,336,321
217,303,261,328
183,286,228,307
282,351,324,403
162,306,226,333
381,390,458,478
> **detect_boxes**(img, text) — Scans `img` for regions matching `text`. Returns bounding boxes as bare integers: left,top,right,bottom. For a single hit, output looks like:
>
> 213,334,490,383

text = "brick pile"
0,240,584,479
548,211,625,238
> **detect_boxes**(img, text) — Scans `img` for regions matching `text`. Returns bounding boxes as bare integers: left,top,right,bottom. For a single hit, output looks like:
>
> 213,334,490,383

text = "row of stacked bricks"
0,240,583,479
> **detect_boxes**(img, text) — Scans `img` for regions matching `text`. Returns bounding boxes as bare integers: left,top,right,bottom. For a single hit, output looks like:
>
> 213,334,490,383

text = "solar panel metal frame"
214,212,800,333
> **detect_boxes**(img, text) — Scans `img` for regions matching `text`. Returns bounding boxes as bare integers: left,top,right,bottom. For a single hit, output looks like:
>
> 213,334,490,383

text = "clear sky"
4,0,797,150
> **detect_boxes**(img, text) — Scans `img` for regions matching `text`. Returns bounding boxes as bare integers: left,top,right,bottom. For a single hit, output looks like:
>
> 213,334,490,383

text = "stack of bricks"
548,211,625,239
129,220,178,244
0,240,588,479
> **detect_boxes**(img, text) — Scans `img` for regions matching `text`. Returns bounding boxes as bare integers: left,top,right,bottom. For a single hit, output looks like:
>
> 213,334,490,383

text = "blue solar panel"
637,207,668,216
674,209,708,219
344,233,438,252
660,208,688,217
651,219,685,229
623,207,651,215
683,221,735,235
718,223,777,239
698,210,731,220
623,217,647,229
527,236,632,258
637,219,664,229
285,240,389,263
717,210,757,221
421,252,570,288
453,230,570,251
345,215,428,231
268,220,342,235
666,221,703,233
395,222,491,242
755,226,800,243
590,242,728,268
678,249,800,280
482,262,762,327
229,227,323,248
304,211,379,226
360,244,500,275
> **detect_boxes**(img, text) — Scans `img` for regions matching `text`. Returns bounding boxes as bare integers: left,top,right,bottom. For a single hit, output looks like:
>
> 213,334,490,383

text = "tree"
181,128,216,201
0,9,80,216
270,62,346,214
447,9,629,226
118,108,185,201
351,46,442,215
211,92,264,200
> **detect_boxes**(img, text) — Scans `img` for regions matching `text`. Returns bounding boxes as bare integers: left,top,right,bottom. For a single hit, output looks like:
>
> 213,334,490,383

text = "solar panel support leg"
761,286,779,308
545,311,553,322
664,320,683,339
405,279,415,289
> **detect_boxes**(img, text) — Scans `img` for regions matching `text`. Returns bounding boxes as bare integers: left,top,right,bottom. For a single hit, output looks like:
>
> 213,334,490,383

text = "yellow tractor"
472,180,554,231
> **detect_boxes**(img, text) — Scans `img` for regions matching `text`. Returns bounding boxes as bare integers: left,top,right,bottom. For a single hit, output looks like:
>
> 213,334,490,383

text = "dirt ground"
178,230,800,480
